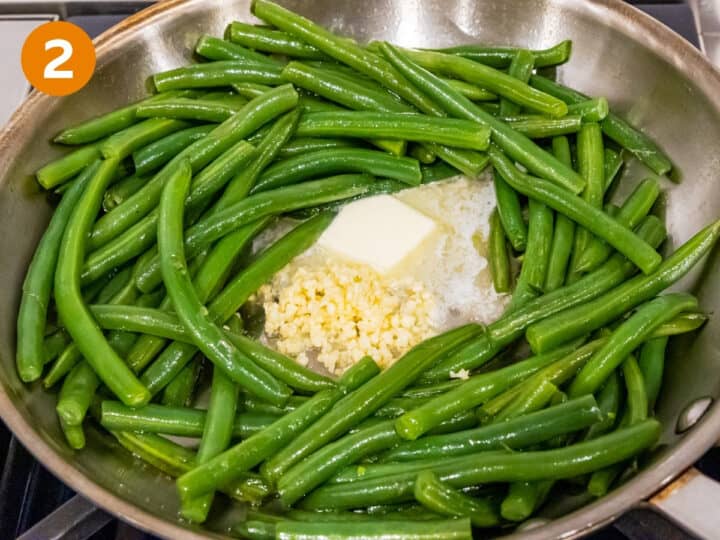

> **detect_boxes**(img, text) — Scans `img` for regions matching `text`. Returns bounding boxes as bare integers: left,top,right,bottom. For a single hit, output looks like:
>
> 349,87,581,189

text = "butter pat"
318,194,437,275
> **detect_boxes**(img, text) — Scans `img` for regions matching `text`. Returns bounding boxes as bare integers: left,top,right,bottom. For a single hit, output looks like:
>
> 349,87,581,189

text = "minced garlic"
253,260,435,375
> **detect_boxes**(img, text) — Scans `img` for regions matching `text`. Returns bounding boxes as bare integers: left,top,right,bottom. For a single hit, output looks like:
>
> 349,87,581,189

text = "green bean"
54,158,149,406
195,35,282,65
278,420,399,506
409,144,436,164
414,471,500,528
100,118,189,159
141,214,333,393
488,209,512,293
274,519,472,540
175,359,377,501
284,509,442,522
56,362,100,428
59,417,85,449
421,146,487,178
424,215,666,381
292,89,407,156
207,213,332,323
639,337,668,412
337,357,382,392
587,460,625,498
44,343,81,388
445,79,496,101
478,102,501,115
567,97,609,123
587,355,648,497
436,40,572,68
529,75,672,176
623,355,648,425
181,367,239,522
52,91,192,145
544,136,575,292
301,60,380,83
567,122,605,280
227,331,335,393
252,0,443,116
494,379,558,423
302,420,660,509
489,146,661,274
241,394,308,416
83,85,297,282
78,271,116,304
99,84,296,246
252,148,421,193
43,330,70,366
183,140,259,215
478,339,604,421
603,148,624,194
103,174,147,211
162,359,202,407
101,401,278,438
233,82,273,98
111,430,271,503
227,21,326,59
154,61,283,91
260,324,483,485
135,98,244,122
402,379,464,400
233,520,275,540
508,198,553,311
17,164,97,382
493,170,527,252
135,174,376,293
421,161,461,183
570,293,697,397
201,92,250,107
576,177,660,273
527,217,720,354
399,47,566,117
501,114,582,138
379,42,585,194
501,480,554,522
36,144,102,190
133,125,214,175
371,396,427,419
90,140,256,251
585,372,621,440
215,109,301,210
500,49,535,116
397,342,589,440
279,137,356,159
275,37,479,172
126,217,270,374
158,159,290,405
296,112,490,151
298,95,344,113
282,61,411,113
385,396,602,465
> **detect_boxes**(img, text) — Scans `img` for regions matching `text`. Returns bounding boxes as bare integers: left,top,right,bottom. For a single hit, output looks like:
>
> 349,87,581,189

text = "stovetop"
0,2,717,539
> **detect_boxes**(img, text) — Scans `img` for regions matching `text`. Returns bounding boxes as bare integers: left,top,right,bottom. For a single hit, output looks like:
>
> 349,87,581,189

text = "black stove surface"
0,2,710,539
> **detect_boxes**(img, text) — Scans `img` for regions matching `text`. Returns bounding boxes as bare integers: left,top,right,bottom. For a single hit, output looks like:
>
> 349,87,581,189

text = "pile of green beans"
16,1,718,537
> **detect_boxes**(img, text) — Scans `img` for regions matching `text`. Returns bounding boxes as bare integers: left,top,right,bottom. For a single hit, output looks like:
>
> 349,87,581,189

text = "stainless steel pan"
1,1,720,538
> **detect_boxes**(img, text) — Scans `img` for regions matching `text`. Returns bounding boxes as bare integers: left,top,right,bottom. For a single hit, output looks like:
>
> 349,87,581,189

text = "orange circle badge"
21,21,96,96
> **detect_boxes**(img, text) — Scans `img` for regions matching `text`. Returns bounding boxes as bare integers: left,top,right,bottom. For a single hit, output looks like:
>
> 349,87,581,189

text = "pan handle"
639,467,720,539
